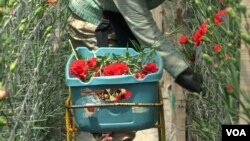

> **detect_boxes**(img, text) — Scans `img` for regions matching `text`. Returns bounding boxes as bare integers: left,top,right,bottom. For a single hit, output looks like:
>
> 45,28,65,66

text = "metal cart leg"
157,87,166,141
65,92,77,141
65,86,166,141
158,105,166,141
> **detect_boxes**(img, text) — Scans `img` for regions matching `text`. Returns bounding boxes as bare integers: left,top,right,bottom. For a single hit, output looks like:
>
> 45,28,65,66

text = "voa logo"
226,129,246,136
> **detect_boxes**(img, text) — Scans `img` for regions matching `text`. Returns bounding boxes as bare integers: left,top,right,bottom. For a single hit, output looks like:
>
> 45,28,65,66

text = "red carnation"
142,62,158,74
193,31,203,46
103,65,114,76
70,59,88,80
114,62,129,75
179,35,189,44
134,72,146,79
193,22,208,46
114,96,122,101
200,22,208,34
103,62,129,76
213,44,222,52
121,90,132,99
87,57,97,68
214,9,228,25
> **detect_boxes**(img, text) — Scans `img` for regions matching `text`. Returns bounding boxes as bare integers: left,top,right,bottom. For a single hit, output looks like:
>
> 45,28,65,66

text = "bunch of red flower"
179,8,229,47
69,58,97,81
69,57,158,81
193,22,208,46
214,8,228,25
103,62,129,76
95,88,132,101
134,62,158,79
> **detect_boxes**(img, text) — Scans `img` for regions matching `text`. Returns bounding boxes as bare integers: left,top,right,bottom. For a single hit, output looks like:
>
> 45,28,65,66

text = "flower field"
0,0,250,141
178,0,250,140
0,0,69,140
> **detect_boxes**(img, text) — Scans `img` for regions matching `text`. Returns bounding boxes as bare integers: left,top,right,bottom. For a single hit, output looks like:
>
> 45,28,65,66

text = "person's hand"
175,68,202,93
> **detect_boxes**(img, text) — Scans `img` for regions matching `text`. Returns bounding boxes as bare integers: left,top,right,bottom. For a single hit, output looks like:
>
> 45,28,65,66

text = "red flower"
46,0,55,4
214,9,228,25
134,72,146,79
114,62,129,74
179,35,189,44
103,66,113,76
142,62,158,74
70,59,88,80
103,62,129,76
121,90,132,99
200,22,208,34
213,44,222,52
87,57,97,68
114,96,121,101
226,84,234,93
225,53,230,60
193,31,203,46
193,22,208,46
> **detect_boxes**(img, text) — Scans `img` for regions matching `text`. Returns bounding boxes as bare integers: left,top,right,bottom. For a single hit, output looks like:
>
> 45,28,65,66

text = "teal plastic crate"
65,47,163,133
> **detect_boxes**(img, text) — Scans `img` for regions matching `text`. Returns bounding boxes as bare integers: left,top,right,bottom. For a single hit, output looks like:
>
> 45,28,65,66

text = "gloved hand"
175,68,202,93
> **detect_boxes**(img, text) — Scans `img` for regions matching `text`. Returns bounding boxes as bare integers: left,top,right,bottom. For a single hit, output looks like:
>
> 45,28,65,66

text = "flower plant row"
178,6,239,62
178,1,245,95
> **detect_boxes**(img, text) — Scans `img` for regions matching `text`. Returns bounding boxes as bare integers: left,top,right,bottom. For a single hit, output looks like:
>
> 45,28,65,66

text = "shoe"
175,68,202,93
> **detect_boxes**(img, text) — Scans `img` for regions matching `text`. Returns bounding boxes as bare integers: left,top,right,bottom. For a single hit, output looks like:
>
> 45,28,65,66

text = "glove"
175,68,202,93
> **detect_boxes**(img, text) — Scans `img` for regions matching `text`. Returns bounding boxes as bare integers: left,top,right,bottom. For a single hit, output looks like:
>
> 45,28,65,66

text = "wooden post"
152,2,188,141
240,0,250,124
174,1,187,141
152,5,175,141
135,0,186,141
152,3,187,141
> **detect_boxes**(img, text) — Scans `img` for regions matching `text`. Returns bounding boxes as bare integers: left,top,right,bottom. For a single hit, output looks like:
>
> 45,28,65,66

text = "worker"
67,0,202,140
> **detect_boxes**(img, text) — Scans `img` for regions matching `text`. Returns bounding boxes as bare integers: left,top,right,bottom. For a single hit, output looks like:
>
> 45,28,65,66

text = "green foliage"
179,0,250,140
0,0,70,140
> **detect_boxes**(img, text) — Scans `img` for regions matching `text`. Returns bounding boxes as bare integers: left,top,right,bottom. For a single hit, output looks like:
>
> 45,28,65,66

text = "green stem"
69,39,79,60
